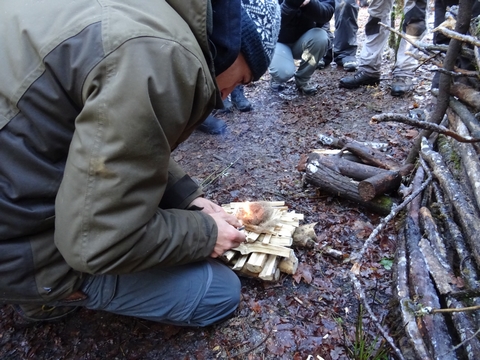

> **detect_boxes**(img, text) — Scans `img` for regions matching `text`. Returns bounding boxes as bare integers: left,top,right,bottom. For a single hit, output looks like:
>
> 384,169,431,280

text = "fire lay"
220,201,306,281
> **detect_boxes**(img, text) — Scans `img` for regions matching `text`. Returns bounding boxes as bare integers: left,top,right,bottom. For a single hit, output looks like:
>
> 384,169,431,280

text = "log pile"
371,4,480,359
301,134,413,215
220,201,312,281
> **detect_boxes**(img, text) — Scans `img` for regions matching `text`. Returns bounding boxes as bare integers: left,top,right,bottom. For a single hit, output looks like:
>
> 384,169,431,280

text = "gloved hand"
285,0,305,8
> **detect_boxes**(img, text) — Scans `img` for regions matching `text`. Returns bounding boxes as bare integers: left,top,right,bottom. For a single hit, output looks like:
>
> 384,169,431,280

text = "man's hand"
188,198,246,257
208,211,246,258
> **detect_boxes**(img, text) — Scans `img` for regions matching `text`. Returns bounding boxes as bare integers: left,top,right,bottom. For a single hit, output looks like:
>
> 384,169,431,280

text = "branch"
371,113,480,143
433,27,480,47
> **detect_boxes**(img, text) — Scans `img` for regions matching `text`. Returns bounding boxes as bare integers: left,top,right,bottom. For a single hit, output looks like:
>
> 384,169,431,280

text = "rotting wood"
450,82,480,111
317,133,401,170
405,216,456,359
421,138,480,268
450,112,480,208
358,171,402,201
393,230,432,360
305,153,395,215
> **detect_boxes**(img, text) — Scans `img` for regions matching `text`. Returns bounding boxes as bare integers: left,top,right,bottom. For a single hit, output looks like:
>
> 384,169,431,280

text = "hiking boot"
342,59,358,72
230,86,251,112
317,59,326,70
297,82,318,95
217,99,234,114
339,71,380,89
270,79,286,92
198,115,227,135
11,303,78,322
391,76,414,96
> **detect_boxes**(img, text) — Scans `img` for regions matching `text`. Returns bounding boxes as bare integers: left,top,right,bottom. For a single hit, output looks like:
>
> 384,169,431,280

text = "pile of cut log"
301,134,414,215
220,201,313,281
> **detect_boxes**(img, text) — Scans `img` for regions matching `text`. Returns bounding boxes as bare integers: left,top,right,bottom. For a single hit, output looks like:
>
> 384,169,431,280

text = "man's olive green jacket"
0,0,223,304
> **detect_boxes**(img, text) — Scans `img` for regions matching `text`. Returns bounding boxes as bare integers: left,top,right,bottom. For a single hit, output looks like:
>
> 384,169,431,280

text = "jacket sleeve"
302,0,334,24
54,36,218,274
280,0,335,26
159,159,204,210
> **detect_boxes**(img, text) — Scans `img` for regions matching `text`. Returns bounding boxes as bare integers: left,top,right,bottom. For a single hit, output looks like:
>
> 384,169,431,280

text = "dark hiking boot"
270,79,286,92
296,82,318,95
342,59,358,72
339,71,380,89
230,86,251,112
217,99,234,114
12,304,78,322
198,115,227,135
391,76,414,97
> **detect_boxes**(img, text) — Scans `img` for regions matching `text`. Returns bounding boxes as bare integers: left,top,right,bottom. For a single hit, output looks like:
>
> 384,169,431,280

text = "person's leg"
333,0,359,70
268,42,297,90
77,259,241,327
357,0,395,76
339,0,394,88
319,22,334,68
291,27,330,94
391,0,427,95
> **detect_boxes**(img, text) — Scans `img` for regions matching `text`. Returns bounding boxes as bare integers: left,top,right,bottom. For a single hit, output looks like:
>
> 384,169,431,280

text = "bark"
421,138,480,269
450,112,480,209
394,229,432,360
317,134,401,170
450,82,480,111
446,297,480,360
419,207,449,265
448,96,480,139
305,153,395,215
358,171,403,201
313,152,391,180
405,217,456,360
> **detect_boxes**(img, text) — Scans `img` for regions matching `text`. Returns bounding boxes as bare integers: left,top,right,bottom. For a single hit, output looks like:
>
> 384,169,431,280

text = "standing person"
269,0,335,95
319,0,359,71
0,0,280,325
339,0,427,96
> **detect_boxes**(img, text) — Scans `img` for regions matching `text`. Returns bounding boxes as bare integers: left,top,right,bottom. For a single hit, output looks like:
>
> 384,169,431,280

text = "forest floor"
0,6,438,360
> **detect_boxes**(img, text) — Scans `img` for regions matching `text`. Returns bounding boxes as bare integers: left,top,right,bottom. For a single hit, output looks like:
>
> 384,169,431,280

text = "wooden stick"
371,113,480,143
358,171,402,201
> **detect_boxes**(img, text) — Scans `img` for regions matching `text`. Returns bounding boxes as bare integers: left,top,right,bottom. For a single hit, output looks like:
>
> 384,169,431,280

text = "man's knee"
190,261,241,327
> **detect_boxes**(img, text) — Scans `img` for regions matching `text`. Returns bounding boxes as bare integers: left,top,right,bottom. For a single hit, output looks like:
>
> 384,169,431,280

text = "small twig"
371,113,480,143
349,158,432,270
430,304,480,314
379,22,435,58
229,327,274,358
349,273,406,360
201,157,240,187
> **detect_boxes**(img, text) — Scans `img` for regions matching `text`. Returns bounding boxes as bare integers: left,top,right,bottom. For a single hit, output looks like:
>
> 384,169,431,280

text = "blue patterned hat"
241,0,281,81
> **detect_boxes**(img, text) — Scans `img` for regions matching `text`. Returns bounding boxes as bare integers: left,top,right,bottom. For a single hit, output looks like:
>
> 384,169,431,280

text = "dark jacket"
278,0,335,44
0,0,223,304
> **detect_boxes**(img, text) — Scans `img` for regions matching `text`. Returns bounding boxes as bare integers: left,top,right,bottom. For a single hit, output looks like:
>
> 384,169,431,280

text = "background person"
269,0,335,95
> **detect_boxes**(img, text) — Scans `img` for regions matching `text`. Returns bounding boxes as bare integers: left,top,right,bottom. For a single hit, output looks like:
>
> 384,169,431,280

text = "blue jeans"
269,27,330,87
63,259,241,327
